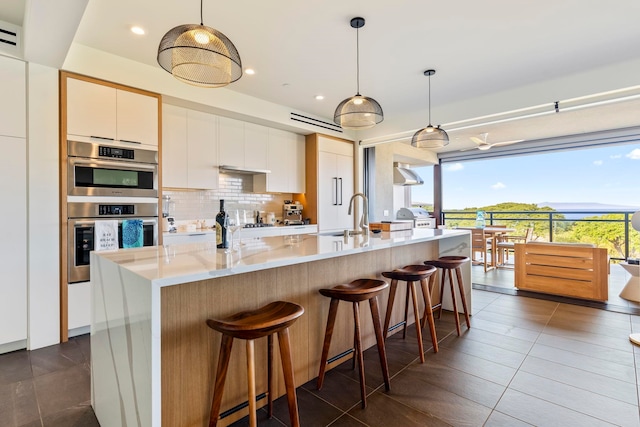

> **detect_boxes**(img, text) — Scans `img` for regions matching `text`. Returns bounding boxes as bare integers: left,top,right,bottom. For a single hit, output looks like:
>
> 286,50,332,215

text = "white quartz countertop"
95,229,470,287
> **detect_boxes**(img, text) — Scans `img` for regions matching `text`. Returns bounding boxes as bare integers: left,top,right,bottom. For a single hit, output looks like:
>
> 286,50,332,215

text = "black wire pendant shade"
157,0,242,88
411,69,449,148
334,17,383,130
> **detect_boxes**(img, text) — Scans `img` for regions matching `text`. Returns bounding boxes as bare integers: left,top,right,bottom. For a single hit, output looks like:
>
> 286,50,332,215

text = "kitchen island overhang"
91,229,471,426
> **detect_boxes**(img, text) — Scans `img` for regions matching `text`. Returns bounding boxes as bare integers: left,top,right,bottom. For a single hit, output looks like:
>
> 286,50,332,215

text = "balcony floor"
472,261,640,314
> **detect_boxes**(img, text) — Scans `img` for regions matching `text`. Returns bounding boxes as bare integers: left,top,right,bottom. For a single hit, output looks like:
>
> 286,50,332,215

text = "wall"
163,173,296,225
369,141,438,222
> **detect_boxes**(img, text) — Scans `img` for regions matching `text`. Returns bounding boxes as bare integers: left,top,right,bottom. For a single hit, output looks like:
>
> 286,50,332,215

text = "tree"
572,214,639,259
444,202,564,241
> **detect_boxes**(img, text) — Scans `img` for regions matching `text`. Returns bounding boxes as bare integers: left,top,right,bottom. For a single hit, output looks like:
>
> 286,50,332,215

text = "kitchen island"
90,229,471,427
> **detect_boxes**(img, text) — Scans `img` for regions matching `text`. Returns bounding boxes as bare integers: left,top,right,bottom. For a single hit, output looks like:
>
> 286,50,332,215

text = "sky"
411,142,640,210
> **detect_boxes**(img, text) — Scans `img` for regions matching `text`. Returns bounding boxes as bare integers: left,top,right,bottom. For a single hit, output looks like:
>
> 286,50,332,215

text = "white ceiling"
4,0,640,154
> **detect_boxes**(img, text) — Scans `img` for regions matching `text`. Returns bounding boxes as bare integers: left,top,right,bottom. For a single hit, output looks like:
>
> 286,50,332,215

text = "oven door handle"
72,218,157,225
72,220,97,227
68,157,158,171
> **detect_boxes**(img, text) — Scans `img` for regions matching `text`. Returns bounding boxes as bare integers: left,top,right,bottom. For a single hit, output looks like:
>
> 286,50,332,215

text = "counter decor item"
369,222,412,232
475,210,486,228
94,220,118,251
215,200,228,249
122,219,144,248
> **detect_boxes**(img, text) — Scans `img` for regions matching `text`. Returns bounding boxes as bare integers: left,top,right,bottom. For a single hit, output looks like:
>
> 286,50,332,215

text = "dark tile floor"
3,288,640,426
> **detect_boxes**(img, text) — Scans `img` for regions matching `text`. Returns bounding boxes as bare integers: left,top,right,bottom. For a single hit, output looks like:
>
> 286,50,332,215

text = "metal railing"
441,210,640,261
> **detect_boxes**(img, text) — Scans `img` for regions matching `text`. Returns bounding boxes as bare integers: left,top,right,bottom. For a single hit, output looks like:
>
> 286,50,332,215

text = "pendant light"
157,0,242,88
334,17,383,130
411,69,449,148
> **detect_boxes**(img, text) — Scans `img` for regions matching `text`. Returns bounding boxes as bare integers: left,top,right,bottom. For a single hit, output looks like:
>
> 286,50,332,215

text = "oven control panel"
98,204,136,216
98,146,135,159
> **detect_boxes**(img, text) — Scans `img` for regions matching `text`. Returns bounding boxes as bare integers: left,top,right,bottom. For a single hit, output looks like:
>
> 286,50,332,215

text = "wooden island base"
91,230,471,426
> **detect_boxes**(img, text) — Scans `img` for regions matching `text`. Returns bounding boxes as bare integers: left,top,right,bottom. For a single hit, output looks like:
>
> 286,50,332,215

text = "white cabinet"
188,110,219,189
0,135,27,347
0,56,27,350
162,104,219,190
218,116,244,166
218,117,268,170
244,123,269,169
253,129,305,193
318,150,353,232
67,78,159,148
304,134,354,233
116,89,159,147
163,231,216,245
0,56,26,138
162,105,188,188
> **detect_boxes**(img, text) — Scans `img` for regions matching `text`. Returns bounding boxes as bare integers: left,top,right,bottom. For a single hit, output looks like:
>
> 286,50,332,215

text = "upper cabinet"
66,78,159,148
218,117,268,170
254,129,305,194
116,90,160,147
162,104,218,190
162,105,188,188
0,55,26,138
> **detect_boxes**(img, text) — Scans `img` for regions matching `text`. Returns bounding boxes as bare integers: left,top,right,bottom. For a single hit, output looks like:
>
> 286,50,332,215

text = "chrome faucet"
347,192,369,235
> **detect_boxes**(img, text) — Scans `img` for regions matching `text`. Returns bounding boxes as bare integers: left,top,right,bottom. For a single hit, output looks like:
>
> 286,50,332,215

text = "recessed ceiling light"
315,95,324,100
131,26,145,35
245,68,255,75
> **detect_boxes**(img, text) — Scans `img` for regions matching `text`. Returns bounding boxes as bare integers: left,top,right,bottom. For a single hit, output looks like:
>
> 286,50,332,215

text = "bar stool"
317,279,390,409
206,301,304,427
424,256,471,336
381,265,439,363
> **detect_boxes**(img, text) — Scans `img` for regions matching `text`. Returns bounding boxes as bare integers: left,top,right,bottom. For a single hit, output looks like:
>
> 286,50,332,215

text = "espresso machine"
283,201,304,225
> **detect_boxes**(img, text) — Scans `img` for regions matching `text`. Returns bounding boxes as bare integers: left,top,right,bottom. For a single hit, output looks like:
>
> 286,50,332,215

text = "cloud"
610,154,622,159
445,163,464,172
593,160,603,166
491,182,506,190
626,149,640,160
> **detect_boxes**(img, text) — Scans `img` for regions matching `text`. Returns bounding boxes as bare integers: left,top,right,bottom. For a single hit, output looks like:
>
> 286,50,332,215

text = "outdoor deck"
472,263,640,313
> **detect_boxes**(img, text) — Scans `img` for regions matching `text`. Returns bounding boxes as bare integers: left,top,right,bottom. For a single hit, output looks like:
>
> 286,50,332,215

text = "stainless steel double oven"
67,139,158,197
67,140,159,283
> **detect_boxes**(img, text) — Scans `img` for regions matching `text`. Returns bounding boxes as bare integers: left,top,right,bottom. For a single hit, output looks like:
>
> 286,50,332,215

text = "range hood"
393,162,424,186
219,165,271,174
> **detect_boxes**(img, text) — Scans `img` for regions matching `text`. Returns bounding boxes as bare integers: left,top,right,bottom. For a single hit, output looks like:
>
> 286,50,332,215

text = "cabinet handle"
90,136,115,141
338,177,343,206
187,233,206,236
332,177,338,205
119,139,142,145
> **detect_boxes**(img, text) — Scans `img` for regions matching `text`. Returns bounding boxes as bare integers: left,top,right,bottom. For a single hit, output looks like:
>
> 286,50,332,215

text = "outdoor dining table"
457,226,515,269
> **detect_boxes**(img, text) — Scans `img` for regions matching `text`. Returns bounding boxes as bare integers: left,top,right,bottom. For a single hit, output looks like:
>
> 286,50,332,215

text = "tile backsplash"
163,173,293,223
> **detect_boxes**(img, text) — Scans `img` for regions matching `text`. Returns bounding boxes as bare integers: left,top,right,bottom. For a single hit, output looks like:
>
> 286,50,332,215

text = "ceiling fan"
461,132,523,151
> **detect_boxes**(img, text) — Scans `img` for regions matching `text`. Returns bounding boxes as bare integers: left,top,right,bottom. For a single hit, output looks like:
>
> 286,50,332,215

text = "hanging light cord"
200,0,204,25
428,73,432,126
356,25,360,96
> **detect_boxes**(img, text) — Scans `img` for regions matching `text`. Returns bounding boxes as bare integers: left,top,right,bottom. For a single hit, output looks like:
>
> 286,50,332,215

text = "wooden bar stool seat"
317,279,390,409
424,256,471,336
206,301,304,427
381,265,438,363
